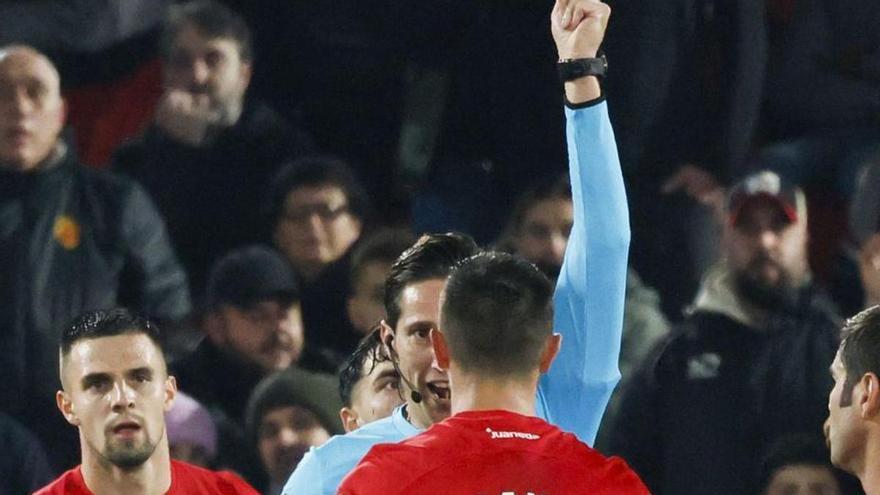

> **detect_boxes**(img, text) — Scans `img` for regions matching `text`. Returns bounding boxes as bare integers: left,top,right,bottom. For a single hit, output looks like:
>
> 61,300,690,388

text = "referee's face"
389,278,450,429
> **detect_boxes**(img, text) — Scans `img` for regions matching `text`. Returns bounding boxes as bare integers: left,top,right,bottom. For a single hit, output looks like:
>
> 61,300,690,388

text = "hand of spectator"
154,89,222,147
860,233,880,307
551,0,610,60
662,164,726,222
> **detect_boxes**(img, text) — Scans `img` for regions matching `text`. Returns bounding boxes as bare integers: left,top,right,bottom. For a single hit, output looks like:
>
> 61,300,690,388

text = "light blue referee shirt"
283,100,630,495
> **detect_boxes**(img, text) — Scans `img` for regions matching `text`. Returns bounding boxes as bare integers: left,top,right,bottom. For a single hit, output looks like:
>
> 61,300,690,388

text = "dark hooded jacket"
609,265,841,495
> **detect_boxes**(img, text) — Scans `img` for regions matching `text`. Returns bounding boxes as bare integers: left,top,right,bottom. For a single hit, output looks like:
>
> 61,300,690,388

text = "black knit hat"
204,245,299,309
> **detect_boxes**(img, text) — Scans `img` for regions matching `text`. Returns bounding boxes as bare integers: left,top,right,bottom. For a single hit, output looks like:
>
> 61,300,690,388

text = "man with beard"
609,170,842,495
36,309,258,494
114,0,314,296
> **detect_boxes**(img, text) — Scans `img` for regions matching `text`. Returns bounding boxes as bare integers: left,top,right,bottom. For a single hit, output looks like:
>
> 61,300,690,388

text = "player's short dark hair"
349,229,416,293
60,308,163,358
384,233,480,328
161,0,253,62
757,434,839,494
339,329,391,407
839,305,880,404
267,155,371,228
441,252,554,376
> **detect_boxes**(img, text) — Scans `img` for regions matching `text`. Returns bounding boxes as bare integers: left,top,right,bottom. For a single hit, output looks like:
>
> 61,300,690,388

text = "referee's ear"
538,333,563,374
430,328,450,371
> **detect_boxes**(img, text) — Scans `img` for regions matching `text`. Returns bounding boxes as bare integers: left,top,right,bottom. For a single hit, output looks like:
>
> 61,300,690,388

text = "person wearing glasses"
267,155,371,358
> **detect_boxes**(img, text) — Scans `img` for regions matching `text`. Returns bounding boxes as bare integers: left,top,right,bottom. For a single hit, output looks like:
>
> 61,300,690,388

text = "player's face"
764,464,840,495
350,359,402,426
0,48,65,171
392,279,449,428
826,350,864,471
726,197,808,294
58,333,176,469
257,405,330,484
274,184,362,277
348,260,392,334
163,24,250,120
214,300,304,372
515,197,573,274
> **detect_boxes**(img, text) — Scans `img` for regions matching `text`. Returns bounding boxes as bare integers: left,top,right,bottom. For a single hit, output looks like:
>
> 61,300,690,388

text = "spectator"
245,368,342,495
267,156,370,356
338,330,403,433
758,434,844,495
826,306,880,495
172,245,335,480
825,157,880,317
113,0,314,296
859,235,880,310
0,1,172,166
610,170,842,494
36,309,258,494
0,413,53,495
346,229,415,335
166,391,218,469
496,174,670,449
0,45,190,470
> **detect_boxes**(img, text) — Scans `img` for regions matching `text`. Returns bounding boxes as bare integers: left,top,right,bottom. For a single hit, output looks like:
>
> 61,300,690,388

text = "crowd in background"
1,0,880,494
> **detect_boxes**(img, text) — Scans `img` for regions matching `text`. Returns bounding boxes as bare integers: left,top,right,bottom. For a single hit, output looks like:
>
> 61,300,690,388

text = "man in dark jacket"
113,0,314,297
609,171,842,495
0,45,190,470
173,245,336,481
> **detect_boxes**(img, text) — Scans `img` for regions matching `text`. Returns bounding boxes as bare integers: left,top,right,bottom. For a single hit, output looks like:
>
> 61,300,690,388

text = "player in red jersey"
339,251,648,492
34,309,258,495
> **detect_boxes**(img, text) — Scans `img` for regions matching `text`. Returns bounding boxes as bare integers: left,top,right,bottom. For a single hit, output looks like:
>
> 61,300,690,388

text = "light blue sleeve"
282,448,326,495
535,100,630,446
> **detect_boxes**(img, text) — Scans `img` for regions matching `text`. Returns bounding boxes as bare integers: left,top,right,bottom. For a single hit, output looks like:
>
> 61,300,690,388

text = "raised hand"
154,89,223,147
550,0,611,60
550,0,610,104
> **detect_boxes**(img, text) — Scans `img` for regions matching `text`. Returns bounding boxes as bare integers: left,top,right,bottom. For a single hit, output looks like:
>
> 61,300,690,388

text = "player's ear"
860,372,880,418
340,407,360,433
164,375,178,412
430,329,450,370
380,320,396,356
57,390,80,426
538,333,563,374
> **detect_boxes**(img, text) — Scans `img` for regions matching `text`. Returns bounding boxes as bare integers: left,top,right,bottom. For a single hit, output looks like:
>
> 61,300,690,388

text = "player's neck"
861,438,880,495
81,436,172,495
449,369,538,417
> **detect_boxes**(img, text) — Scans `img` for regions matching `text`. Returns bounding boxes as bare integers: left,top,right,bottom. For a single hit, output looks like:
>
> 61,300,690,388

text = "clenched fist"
551,0,611,60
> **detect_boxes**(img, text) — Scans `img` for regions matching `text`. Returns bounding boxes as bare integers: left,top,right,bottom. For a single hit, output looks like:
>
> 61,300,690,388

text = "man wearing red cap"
610,169,843,495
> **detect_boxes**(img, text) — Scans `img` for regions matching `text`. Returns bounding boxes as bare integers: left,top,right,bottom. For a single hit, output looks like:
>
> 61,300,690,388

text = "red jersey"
339,410,649,495
33,459,259,495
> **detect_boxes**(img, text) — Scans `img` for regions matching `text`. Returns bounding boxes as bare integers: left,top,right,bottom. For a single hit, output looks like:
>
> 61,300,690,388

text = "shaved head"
0,45,61,81
0,44,65,172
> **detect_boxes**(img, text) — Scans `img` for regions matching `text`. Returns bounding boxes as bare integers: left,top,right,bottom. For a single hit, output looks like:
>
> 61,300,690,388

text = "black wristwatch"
557,53,608,82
